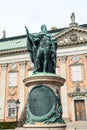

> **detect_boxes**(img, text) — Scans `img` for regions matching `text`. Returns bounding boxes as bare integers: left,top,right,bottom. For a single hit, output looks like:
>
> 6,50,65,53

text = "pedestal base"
15,122,66,130
20,73,66,130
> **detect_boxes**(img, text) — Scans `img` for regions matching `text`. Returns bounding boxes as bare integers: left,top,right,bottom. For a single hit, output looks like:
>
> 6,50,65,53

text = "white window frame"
9,72,17,87
72,65,82,82
8,102,16,117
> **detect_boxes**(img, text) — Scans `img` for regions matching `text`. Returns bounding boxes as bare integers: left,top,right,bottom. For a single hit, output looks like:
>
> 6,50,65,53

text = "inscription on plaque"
29,85,56,116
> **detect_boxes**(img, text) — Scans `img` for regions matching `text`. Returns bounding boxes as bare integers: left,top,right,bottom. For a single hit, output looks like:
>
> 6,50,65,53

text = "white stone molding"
0,53,30,64
57,45,87,57
1,63,7,70
19,61,26,68
8,91,16,96
59,56,66,64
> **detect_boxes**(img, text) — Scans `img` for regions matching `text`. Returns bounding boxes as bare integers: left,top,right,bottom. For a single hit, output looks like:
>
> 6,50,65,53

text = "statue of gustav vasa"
24,25,65,124
25,25,57,73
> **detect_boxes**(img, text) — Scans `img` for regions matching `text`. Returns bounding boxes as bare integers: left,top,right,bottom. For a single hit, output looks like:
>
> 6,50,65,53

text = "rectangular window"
72,66,82,82
9,72,17,87
8,102,16,117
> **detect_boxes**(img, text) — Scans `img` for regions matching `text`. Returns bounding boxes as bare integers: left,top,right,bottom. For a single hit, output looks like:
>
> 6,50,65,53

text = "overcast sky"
0,0,87,38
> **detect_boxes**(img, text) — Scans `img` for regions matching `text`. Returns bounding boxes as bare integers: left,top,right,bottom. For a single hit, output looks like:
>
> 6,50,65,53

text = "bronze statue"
24,25,65,125
25,25,57,74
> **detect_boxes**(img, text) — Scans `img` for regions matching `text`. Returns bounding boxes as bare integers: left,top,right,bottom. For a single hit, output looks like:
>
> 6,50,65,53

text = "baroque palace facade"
0,14,87,123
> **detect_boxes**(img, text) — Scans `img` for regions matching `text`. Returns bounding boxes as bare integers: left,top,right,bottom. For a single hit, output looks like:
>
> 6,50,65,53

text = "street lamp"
16,99,20,127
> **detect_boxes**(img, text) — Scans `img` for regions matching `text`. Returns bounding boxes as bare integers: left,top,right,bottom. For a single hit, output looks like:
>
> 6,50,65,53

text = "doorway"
74,100,86,121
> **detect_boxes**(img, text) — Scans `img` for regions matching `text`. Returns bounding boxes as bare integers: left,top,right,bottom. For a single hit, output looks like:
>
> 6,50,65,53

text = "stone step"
66,121,87,130
14,121,87,130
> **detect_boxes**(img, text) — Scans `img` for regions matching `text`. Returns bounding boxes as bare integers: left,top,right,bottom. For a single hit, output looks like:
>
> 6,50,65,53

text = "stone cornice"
55,26,87,39
23,73,65,87
58,39,87,47
68,91,87,98
55,26,87,46
1,63,7,70
19,61,26,68
0,53,30,64
57,43,87,57
0,48,27,55
68,86,87,98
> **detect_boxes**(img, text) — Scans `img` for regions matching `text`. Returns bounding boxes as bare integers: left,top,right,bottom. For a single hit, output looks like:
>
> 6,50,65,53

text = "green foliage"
0,122,16,129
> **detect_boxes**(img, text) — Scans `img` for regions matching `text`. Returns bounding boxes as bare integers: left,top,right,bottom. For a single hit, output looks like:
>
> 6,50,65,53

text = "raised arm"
25,26,36,49
25,26,37,64
25,26,29,34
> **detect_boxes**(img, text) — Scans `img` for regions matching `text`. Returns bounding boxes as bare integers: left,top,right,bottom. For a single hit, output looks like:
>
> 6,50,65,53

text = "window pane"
8,108,11,116
72,66,82,81
8,102,16,117
9,73,17,87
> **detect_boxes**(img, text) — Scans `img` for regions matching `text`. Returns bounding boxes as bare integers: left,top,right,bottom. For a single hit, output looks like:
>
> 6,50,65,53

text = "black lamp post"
16,99,20,127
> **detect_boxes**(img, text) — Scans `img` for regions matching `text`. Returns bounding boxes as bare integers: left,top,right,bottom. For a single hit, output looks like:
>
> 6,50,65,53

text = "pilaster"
59,56,69,120
19,61,26,118
0,64,7,120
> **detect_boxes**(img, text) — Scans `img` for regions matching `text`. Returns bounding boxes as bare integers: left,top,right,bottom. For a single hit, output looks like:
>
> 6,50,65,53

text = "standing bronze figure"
25,25,57,73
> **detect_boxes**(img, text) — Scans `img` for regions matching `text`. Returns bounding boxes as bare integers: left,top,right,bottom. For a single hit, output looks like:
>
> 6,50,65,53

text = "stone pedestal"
19,73,66,130
23,73,65,93
15,122,66,130
23,122,66,130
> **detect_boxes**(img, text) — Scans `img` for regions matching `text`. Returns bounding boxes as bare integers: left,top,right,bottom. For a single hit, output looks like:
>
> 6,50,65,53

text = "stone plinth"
21,73,66,130
15,122,66,130
23,73,65,88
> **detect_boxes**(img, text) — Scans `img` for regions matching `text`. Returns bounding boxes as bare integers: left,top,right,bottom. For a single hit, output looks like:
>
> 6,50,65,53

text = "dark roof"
0,35,26,42
79,24,87,27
